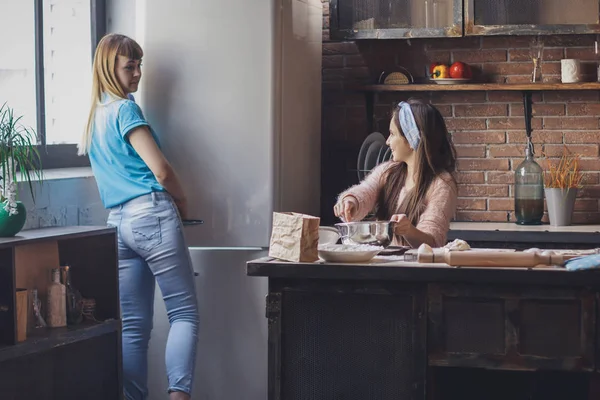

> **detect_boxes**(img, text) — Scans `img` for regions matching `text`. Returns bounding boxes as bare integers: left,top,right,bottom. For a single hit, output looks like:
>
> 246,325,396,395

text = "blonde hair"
78,33,143,155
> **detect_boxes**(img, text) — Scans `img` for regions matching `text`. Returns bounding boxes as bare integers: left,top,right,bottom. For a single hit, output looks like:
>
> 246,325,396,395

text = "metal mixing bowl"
335,221,395,248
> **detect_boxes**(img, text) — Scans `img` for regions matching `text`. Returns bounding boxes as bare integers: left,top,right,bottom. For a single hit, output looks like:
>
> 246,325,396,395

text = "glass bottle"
60,266,83,325
514,145,544,225
529,36,544,83
28,289,47,333
47,268,67,328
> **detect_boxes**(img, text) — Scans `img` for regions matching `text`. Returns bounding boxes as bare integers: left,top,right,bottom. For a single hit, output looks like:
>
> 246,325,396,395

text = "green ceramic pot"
0,201,27,237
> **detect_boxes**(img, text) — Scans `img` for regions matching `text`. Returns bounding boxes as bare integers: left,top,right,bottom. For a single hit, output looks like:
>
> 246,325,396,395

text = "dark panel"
0,349,54,399
267,291,282,400
455,240,597,251
91,0,107,56
0,332,120,400
330,0,463,39
337,0,412,30
432,368,590,400
58,232,119,321
52,333,120,400
520,300,581,357
0,247,15,345
280,287,425,400
473,0,597,25
428,284,595,371
447,229,600,247
444,298,505,354
37,144,91,169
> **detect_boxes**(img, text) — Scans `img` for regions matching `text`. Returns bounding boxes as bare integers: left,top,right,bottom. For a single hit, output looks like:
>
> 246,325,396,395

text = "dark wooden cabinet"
330,0,600,39
466,0,600,36
330,0,463,39
250,258,600,400
268,279,427,400
0,226,122,400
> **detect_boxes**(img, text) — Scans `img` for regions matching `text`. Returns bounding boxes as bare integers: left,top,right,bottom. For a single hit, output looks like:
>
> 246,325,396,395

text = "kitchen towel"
564,254,600,271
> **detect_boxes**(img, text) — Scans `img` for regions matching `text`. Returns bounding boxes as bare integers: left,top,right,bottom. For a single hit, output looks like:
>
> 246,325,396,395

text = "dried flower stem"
542,147,584,189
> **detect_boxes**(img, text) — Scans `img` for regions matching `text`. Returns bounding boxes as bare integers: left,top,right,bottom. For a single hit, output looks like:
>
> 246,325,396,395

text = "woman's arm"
336,162,392,222
128,126,188,218
391,214,437,248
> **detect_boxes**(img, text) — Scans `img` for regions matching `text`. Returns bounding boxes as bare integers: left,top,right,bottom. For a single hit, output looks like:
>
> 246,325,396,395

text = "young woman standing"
79,33,198,400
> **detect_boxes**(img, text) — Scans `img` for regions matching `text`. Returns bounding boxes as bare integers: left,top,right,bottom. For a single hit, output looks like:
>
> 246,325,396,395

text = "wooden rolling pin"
417,244,576,268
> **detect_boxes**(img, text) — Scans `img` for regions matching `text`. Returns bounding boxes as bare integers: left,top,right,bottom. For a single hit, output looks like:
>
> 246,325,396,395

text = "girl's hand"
334,197,358,222
390,214,414,236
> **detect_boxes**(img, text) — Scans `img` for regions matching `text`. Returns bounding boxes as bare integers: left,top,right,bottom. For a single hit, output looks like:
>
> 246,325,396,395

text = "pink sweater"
338,162,458,247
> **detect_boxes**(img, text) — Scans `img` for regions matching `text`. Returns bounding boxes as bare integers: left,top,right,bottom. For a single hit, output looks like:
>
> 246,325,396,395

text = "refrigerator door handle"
183,219,204,226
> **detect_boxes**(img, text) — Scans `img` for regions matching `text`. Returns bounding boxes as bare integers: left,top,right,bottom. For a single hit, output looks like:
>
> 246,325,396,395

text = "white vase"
544,187,577,226
561,59,581,83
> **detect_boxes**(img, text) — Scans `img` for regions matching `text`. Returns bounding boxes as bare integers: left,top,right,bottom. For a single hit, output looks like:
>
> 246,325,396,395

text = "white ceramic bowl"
317,244,382,263
319,226,341,245
429,78,471,85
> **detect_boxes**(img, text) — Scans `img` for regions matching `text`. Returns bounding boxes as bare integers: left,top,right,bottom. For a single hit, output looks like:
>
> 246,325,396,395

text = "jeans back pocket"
131,216,162,251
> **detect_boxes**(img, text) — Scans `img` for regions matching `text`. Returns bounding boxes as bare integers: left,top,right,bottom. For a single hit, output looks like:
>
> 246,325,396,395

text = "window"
0,0,105,169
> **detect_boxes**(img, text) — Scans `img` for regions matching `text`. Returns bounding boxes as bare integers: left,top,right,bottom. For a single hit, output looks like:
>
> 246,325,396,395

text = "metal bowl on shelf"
335,221,395,248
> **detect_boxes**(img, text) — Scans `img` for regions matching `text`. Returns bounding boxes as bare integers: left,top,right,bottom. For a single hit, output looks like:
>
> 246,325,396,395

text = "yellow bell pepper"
432,64,449,79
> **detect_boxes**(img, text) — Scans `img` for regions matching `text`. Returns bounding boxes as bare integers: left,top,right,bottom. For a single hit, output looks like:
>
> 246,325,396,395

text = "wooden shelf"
0,226,115,249
0,319,119,363
356,83,600,92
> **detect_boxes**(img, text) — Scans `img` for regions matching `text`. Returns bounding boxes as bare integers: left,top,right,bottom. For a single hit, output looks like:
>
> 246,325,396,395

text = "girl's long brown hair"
375,99,457,226
78,34,143,155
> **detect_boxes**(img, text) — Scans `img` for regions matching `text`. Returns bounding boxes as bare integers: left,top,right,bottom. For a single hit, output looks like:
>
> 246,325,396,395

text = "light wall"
19,173,107,230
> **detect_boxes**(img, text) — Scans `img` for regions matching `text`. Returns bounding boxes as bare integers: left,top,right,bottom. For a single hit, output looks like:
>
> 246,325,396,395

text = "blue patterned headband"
397,102,420,150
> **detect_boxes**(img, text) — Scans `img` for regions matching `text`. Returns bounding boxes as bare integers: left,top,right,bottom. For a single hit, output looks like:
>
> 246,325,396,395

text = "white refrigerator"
113,0,323,399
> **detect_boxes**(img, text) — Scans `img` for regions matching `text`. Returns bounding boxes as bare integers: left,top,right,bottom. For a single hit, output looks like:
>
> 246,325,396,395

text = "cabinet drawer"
428,284,595,371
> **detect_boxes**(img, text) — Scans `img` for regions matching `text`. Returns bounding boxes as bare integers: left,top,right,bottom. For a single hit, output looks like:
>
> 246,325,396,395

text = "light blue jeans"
108,191,199,399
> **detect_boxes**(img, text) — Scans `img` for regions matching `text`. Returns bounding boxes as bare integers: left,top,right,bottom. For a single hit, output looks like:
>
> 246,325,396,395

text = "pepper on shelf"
431,64,449,79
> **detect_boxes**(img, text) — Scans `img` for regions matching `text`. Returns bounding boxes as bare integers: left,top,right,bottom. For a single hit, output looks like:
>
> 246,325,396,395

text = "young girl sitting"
334,99,458,248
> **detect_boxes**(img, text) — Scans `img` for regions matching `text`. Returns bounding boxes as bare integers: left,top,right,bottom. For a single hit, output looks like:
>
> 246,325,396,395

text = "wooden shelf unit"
356,82,600,92
353,82,600,136
0,226,122,400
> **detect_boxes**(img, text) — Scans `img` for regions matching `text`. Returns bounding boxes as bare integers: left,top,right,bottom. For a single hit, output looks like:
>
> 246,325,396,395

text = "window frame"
33,0,106,169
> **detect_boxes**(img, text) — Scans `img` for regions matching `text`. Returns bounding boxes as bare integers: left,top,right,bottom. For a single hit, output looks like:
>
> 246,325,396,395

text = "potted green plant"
543,148,583,227
0,103,43,236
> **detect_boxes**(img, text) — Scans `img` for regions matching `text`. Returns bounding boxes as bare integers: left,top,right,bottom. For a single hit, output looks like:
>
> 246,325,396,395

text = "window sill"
16,167,94,183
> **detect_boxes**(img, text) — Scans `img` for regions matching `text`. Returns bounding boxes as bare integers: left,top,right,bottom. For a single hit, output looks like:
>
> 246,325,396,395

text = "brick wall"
320,0,600,225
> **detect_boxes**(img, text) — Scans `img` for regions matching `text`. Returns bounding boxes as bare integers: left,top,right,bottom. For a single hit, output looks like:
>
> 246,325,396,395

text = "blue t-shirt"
89,93,164,208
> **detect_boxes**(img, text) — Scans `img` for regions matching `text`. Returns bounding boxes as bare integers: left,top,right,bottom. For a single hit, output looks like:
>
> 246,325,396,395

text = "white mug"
561,59,581,83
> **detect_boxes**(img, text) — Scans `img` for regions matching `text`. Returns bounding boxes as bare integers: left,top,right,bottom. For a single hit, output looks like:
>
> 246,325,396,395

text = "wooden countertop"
450,222,600,233
247,256,600,286
448,222,600,244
